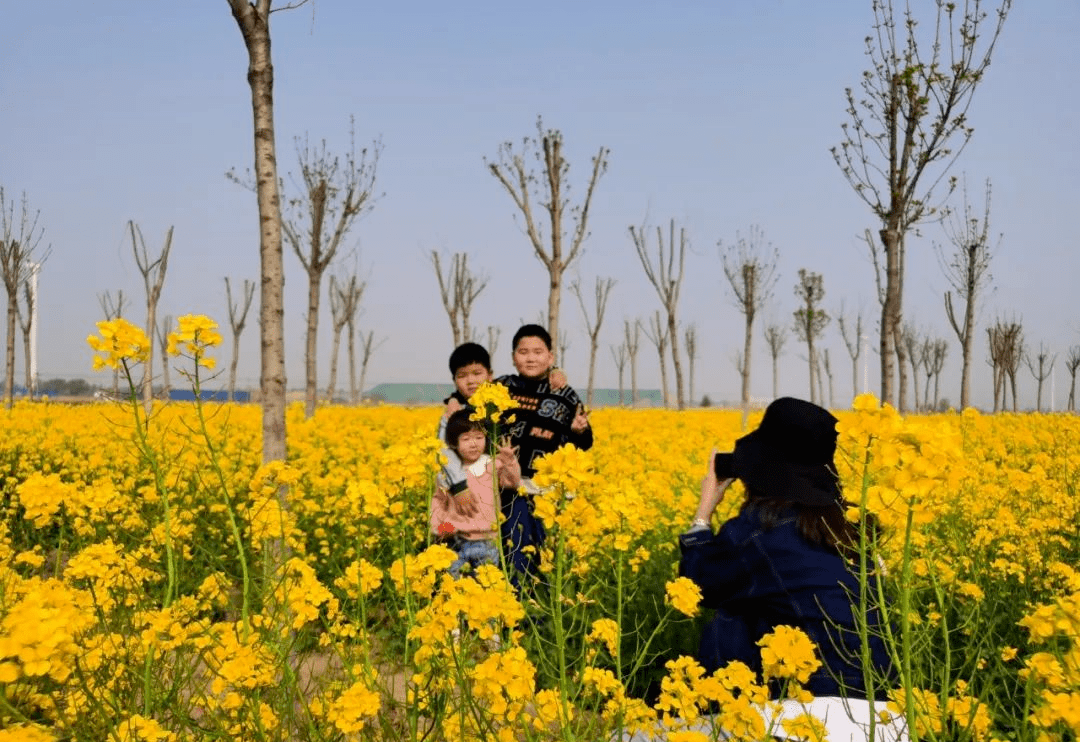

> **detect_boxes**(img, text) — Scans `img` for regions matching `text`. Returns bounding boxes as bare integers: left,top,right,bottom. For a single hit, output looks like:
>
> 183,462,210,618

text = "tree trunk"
143,300,156,411
229,0,287,465
21,324,31,401
657,347,669,408
347,320,358,404
586,339,597,407
772,353,779,400
959,286,976,410
807,341,816,404
304,271,320,418
741,312,753,410
893,323,908,414
879,228,901,407
4,296,16,408
617,365,625,406
909,354,921,413
547,270,561,362
851,354,859,403
327,325,343,403
1068,373,1076,412
229,331,241,401
630,355,638,407
668,315,685,410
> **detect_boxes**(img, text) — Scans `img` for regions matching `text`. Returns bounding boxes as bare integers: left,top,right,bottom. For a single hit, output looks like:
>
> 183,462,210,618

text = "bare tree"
99,290,129,397
823,348,836,409
327,273,365,403
357,329,385,404
792,270,829,405
227,0,294,465
685,325,699,407
570,276,615,407
15,285,31,399
986,320,1011,412
927,338,948,411
642,311,670,407
486,117,609,354
1065,346,1080,413
224,277,256,402
557,330,570,367
940,176,998,410
625,319,641,406
837,305,865,403
487,326,501,359
1024,343,1056,413
0,190,47,408
431,250,488,347
130,221,173,414
630,220,688,409
832,0,1012,409
154,315,173,399
764,322,788,401
987,318,1023,412
610,343,628,406
1002,324,1024,412
720,225,779,414
274,123,381,419
901,323,923,412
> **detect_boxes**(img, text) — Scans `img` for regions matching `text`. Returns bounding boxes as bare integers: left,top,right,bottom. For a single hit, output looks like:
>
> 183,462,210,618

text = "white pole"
29,262,39,399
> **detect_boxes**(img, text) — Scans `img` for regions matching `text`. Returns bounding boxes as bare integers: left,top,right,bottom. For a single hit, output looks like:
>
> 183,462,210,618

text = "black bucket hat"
729,397,842,507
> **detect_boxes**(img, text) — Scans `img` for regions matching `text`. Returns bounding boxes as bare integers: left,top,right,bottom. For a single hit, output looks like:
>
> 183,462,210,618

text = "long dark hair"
741,490,877,556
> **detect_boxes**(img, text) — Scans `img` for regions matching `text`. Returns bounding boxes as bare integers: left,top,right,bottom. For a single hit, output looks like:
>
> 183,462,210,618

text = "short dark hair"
512,324,552,351
448,342,491,376
444,408,487,448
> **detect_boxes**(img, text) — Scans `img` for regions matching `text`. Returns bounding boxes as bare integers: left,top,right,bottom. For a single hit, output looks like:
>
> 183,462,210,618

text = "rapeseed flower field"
0,316,1077,740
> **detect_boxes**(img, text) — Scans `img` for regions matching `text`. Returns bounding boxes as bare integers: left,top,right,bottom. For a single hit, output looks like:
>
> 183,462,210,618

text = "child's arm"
548,367,568,390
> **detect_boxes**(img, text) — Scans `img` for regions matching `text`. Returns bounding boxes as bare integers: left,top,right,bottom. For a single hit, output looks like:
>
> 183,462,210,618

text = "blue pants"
448,538,501,579
500,489,546,588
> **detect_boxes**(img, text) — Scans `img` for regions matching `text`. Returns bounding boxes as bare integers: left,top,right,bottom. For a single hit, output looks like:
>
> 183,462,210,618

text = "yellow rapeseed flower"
757,625,821,686
664,577,702,618
166,313,223,370
87,318,151,370
468,381,518,422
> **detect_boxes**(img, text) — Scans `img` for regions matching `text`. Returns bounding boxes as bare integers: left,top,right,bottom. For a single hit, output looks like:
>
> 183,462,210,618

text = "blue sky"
3,1,1077,410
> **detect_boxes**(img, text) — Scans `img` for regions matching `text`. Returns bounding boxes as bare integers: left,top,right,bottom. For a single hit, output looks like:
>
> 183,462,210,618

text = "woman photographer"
680,397,893,700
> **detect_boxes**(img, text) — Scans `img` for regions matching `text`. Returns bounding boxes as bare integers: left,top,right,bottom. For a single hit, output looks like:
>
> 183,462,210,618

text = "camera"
713,452,735,480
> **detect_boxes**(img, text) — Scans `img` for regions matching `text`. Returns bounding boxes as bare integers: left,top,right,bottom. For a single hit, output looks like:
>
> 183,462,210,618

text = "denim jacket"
679,505,893,699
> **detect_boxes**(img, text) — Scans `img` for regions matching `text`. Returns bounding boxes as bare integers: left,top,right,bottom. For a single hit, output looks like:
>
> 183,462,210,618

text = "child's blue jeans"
448,538,501,579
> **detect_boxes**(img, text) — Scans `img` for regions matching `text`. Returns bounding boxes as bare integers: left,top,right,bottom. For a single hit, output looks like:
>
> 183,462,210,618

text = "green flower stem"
188,360,252,634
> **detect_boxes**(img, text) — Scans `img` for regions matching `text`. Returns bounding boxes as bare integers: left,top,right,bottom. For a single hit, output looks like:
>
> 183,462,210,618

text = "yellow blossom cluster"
86,318,151,370
165,313,223,370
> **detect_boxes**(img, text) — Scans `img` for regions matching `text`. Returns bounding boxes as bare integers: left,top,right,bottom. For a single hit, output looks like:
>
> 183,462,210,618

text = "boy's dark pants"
499,487,545,589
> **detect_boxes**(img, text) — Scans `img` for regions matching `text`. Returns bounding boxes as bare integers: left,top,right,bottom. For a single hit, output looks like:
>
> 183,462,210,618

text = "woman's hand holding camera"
690,449,735,530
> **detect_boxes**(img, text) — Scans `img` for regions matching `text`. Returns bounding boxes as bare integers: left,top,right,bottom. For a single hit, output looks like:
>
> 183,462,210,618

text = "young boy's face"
454,429,487,465
512,336,554,379
453,362,492,399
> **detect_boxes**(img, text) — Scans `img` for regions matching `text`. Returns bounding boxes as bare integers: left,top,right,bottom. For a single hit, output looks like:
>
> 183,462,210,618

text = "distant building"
364,382,664,407
169,389,251,403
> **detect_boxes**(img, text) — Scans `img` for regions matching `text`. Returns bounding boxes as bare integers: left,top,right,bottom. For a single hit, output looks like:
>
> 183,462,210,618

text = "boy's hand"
495,439,522,489
571,404,590,433
549,367,568,390
445,398,464,417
